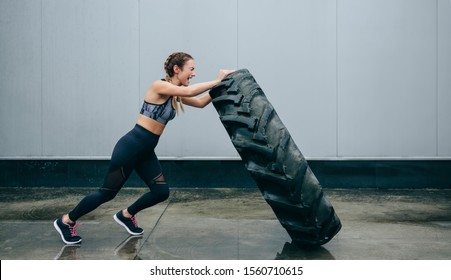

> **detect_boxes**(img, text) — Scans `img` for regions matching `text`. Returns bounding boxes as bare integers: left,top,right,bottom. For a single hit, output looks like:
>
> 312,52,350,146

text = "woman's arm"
151,79,219,98
181,94,212,108
151,69,235,98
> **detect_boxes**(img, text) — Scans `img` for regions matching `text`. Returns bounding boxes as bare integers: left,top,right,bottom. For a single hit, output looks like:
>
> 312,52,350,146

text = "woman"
54,52,234,245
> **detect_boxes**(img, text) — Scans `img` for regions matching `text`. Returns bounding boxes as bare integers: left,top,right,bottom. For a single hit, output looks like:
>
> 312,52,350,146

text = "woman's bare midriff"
136,114,166,135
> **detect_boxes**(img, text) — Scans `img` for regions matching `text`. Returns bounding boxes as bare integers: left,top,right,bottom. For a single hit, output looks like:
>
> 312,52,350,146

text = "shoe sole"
53,220,82,245
113,214,144,236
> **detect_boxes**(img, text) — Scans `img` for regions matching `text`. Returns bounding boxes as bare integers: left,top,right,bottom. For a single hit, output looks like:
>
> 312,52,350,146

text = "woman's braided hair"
163,52,194,114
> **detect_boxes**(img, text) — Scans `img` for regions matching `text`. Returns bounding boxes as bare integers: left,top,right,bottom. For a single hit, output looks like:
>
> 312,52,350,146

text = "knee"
98,188,118,202
150,174,170,202
155,184,170,202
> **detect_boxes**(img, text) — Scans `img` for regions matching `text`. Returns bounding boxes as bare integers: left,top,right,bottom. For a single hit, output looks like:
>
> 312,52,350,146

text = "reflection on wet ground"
0,187,450,260
275,242,335,260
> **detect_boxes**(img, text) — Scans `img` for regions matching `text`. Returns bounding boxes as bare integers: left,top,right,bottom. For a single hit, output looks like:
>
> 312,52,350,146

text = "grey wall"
1,0,450,160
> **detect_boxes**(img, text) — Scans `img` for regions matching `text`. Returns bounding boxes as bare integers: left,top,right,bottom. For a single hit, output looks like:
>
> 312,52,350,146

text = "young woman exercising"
54,52,234,244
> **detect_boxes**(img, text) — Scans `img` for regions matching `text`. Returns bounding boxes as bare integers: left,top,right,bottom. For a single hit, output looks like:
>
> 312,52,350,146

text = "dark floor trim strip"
0,159,450,189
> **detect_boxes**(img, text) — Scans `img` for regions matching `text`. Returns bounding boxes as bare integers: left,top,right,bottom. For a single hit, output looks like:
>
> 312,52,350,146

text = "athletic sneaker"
53,217,82,245
114,210,144,235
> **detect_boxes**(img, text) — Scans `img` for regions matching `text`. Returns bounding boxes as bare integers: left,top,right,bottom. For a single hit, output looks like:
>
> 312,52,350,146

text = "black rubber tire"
209,69,341,246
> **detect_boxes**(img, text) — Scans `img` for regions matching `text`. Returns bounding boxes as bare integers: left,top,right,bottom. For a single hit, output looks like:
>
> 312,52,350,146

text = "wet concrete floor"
0,187,450,260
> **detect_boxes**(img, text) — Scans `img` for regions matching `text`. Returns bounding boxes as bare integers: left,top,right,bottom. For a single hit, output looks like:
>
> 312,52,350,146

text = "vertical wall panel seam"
236,0,239,69
40,0,44,157
335,0,339,158
138,0,141,104
436,0,439,156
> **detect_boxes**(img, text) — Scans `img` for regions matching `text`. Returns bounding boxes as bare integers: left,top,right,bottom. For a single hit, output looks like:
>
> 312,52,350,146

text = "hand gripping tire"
209,69,341,246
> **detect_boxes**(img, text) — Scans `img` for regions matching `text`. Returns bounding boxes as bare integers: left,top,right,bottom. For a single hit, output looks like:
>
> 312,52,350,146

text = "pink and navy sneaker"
53,217,82,245
114,210,144,235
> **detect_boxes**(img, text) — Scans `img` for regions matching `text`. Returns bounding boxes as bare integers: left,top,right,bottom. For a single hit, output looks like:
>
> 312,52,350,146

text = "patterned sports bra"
140,97,176,125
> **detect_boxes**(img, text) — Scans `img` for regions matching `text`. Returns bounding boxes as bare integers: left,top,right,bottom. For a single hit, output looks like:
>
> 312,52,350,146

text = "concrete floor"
0,187,450,260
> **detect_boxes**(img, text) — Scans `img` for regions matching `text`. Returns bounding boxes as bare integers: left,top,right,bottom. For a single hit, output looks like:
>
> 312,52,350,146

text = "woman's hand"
216,69,236,82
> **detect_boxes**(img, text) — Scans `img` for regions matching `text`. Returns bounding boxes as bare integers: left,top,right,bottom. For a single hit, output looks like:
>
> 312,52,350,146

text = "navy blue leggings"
68,124,170,221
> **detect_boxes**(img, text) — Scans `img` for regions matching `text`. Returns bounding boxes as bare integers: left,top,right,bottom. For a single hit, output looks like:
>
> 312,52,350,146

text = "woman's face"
176,59,196,86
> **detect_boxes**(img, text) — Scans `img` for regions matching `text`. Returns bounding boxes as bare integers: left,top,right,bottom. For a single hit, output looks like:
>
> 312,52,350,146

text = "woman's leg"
67,167,132,222
55,163,132,244
113,164,169,236
112,127,165,235
66,126,147,222
126,152,170,216
55,125,158,244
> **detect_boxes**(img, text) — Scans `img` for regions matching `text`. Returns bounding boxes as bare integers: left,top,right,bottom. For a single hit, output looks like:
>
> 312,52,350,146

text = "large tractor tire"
209,69,341,246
